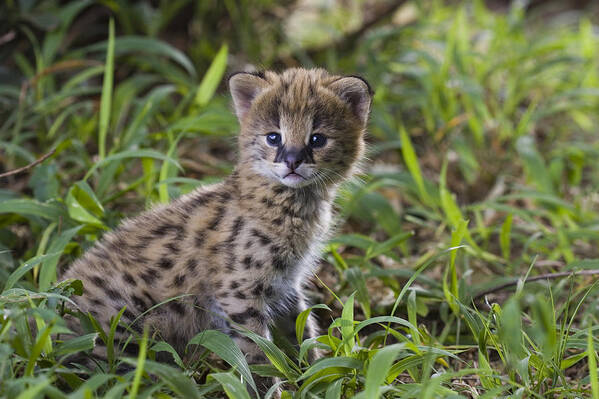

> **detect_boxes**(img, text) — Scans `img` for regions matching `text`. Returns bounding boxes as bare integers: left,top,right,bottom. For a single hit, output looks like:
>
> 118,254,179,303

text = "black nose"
284,149,304,170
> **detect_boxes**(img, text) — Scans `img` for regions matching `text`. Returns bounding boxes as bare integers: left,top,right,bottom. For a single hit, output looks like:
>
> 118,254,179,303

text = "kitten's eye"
309,133,327,148
266,132,281,146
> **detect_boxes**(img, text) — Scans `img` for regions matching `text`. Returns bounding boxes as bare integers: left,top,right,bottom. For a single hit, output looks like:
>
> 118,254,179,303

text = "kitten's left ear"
328,76,373,125
229,72,269,121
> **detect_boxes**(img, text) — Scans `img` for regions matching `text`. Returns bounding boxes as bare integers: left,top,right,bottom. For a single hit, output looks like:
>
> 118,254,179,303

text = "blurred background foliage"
1,0,599,397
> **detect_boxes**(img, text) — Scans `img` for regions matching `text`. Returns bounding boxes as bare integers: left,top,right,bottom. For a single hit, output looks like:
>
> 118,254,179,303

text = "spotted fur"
62,68,371,392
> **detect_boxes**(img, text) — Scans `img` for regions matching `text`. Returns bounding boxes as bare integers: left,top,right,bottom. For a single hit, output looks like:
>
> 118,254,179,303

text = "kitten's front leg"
220,298,280,397
272,290,321,363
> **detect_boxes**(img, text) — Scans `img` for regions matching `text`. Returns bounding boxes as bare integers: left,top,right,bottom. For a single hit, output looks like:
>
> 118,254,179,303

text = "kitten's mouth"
284,171,305,179
281,171,308,187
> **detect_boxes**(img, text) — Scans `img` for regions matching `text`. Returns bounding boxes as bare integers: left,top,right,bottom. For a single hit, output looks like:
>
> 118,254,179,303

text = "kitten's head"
229,68,372,188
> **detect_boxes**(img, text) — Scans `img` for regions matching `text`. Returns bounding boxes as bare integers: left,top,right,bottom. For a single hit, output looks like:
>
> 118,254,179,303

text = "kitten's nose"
284,149,304,170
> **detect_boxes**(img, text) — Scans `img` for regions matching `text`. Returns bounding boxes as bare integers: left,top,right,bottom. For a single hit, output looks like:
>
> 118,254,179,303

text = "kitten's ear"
229,72,269,120
328,76,373,125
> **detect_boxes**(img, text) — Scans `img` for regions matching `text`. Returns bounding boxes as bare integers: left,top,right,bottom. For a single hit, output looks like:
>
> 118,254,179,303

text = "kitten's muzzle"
274,146,314,171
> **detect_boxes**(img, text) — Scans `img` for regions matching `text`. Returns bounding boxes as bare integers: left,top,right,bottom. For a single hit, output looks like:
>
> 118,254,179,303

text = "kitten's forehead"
265,69,337,144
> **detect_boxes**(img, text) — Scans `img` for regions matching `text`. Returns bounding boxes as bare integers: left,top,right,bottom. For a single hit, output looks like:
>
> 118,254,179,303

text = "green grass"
1,0,599,397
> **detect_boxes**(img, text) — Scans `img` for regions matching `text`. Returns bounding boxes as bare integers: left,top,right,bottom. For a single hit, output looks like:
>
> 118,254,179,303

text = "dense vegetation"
1,0,598,397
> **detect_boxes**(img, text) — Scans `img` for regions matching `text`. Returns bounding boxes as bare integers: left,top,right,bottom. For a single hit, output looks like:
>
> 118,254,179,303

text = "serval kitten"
62,67,372,391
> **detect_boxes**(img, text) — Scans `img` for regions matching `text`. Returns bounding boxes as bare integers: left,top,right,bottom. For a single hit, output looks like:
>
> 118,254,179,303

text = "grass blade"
589,327,599,399
98,18,115,160
195,44,228,107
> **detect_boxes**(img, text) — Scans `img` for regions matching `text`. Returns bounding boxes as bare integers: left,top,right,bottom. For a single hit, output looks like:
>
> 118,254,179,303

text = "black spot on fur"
251,229,271,245
158,258,174,270
234,291,246,300
252,283,264,296
172,274,186,287
230,307,260,324
191,192,214,207
164,241,180,254
142,291,157,306
151,224,184,238
132,295,146,310
106,288,123,300
219,192,232,201
242,256,253,269
230,281,240,290
272,217,283,225
90,275,104,287
123,272,136,286
208,207,226,230
226,260,236,272
141,270,158,285
261,197,274,207
230,217,245,237
90,298,104,307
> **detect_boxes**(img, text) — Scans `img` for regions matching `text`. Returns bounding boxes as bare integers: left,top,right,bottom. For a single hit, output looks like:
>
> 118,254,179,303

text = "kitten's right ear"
229,72,269,120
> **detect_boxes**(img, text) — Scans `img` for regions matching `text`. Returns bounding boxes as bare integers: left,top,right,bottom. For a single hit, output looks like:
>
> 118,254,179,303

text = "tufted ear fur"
229,72,269,121
327,76,373,126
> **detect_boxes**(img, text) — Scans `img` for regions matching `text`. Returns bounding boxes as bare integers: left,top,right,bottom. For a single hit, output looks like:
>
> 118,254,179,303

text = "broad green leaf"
345,268,370,318
54,333,98,357
329,234,375,250
83,149,181,181
208,372,251,399
190,330,257,395
66,186,105,228
151,341,185,368
25,323,53,376
124,358,202,399
355,316,417,336
567,259,599,270
407,290,420,345
0,199,64,221
240,330,298,380
516,135,554,194
296,304,331,347
325,378,344,399
15,378,51,399
83,36,196,78
357,344,403,399
4,253,59,291
39,226,82,290
366,231,413,260
341,293,355,355
298,357,363,382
